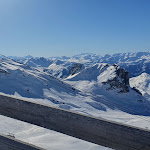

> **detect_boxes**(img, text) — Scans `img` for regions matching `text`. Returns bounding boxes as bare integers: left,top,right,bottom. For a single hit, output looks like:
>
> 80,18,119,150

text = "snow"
11,51,150,79
0,55,150,150
130,73,150,100
65,63,150,116
1,95,150,150
0,58,149,117
0,115,111,150
0,59,114,149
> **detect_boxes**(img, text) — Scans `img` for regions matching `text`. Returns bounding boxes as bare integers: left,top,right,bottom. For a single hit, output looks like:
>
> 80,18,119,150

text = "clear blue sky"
0,0,150,57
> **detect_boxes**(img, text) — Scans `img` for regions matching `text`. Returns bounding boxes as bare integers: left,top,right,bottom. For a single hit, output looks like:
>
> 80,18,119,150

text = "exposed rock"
103,65,130,93
115,66,129,85
70,63,83,75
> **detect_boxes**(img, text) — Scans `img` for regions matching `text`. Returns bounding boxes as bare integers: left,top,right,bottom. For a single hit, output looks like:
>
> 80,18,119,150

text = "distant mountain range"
4,52,150,113
8,51,150,78
1,51,150,149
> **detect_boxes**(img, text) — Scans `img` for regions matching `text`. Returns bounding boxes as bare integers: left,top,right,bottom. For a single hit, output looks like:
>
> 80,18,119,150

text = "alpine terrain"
0,52,150,150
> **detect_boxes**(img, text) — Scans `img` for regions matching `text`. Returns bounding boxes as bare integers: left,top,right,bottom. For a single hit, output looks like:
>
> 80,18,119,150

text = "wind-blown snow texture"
0,52,150,150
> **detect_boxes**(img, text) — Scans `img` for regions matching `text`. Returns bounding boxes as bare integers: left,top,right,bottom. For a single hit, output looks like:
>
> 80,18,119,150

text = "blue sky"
0,0,150,57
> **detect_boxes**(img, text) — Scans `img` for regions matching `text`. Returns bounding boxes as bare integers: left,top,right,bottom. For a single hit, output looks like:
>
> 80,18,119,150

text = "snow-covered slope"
22,57,85,79
65,63,150,115
68,52,150,77
0,58,114,149
45,60,84,78
66,63,130,94
0,58,150,116
1,57,150,150
130,73,150,99
0,58,75,99
9,51,150,78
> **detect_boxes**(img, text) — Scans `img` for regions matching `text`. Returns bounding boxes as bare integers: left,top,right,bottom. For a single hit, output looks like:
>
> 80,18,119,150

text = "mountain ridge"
8,51,150,78
0,57,149,116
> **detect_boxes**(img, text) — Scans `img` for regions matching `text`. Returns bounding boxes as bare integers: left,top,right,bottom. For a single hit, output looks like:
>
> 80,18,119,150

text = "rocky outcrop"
115,65,129,85
103,65,130,93
70,63,83,75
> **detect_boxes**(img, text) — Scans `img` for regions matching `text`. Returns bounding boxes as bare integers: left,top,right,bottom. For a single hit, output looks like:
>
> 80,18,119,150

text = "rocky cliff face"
66,63,131,93
102,64,130,93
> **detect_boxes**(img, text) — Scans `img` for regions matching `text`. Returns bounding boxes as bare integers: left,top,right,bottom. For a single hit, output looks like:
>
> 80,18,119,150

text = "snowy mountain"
8,51,150,79
100,52,150,64
66,63,130,93
1,56,149,115
67,52,150,77
65,63,150,115
27,52,150,78
68,53,101,65
0,59,114,150
0,58,78,100
24,57,53,68
1,57,150,150
22,57,85,79
49,53,101,64
130,73,150,100
45,60,84,78
0,58,149,116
